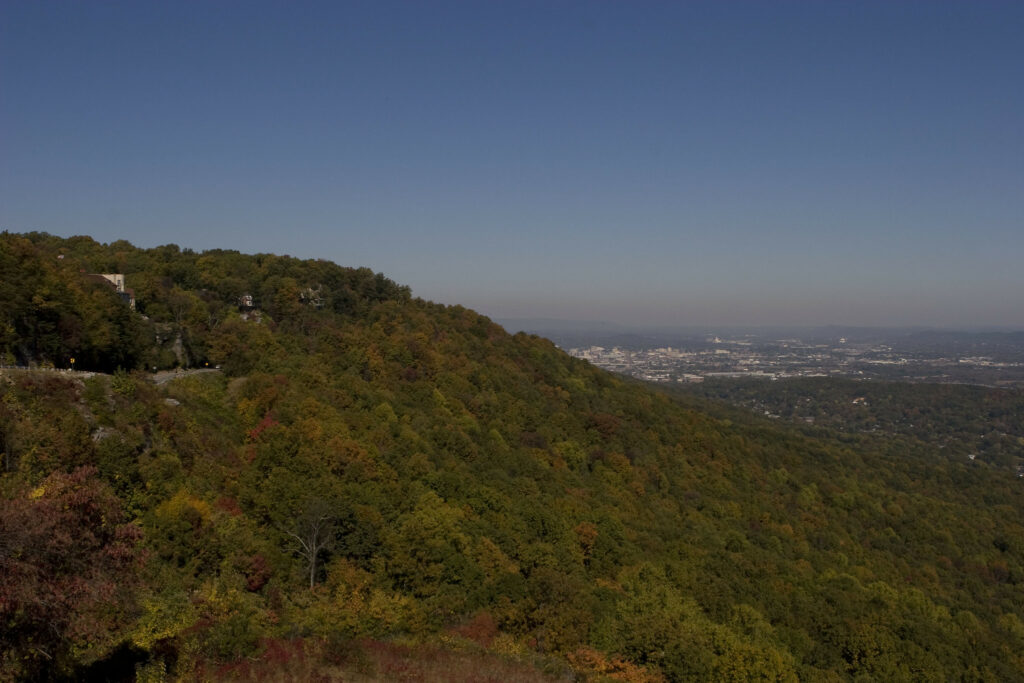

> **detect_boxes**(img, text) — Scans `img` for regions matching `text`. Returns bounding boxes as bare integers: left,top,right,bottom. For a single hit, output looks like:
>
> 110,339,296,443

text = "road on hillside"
150,368,221,385
1,366,222,385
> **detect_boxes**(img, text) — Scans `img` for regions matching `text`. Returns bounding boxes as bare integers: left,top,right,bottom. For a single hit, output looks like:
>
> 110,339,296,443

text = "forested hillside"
2,233,1024,681
680,377,1024,471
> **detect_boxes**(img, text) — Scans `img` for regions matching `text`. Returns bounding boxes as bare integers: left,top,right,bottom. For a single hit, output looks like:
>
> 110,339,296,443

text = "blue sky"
2,1,1022,327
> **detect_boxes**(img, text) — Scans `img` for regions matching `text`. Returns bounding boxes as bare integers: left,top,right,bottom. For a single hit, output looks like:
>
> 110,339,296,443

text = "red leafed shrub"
247,412,279,441
452,611,500,648
246,554,272,592
588,412,622,440
215,495,244,516
0,466,143,678
257,637,308,671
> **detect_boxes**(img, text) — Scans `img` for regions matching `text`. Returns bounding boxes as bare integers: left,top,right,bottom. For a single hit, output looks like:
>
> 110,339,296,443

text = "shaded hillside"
2,233,1024,681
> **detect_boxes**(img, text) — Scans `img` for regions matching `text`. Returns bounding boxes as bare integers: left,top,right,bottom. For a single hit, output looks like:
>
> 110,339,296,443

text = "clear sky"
2,1,1022,328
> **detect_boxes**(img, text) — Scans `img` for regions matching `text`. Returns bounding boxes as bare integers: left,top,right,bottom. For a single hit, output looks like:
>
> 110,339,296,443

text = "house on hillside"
87,272,136,310
99,273,125,291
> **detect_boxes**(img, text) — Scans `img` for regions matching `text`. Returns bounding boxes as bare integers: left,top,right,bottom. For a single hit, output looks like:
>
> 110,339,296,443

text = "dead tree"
282,499,336,588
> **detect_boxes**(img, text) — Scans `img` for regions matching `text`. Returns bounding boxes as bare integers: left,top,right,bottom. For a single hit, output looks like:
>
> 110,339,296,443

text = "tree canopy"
2,233,1024,681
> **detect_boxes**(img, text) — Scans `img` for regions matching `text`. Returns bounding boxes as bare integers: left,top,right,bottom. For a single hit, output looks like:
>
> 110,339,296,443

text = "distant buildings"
561,333,1024,387
89,273,135,310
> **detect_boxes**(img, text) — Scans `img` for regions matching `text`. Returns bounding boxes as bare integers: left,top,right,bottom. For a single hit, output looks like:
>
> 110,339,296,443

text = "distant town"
534,329,1024,388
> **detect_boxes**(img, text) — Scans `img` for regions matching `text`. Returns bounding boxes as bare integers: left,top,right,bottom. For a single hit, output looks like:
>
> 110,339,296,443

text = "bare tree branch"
280,500,336,588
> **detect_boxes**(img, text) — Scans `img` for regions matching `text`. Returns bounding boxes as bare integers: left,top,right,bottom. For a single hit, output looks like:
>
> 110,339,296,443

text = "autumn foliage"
0,467,142,678
2,233,1024,680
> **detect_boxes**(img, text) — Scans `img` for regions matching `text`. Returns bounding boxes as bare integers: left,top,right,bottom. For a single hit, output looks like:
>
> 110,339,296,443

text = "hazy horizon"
494,317,1024,335
3,1,1022,328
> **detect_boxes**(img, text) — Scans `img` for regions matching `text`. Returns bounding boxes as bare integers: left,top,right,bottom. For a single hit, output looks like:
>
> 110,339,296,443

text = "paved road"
151,368,221,385
1,366,221,385
0,366,98,379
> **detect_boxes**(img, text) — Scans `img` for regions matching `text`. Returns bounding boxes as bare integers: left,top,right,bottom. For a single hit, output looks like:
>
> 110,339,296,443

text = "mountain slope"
2,232,1023,681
